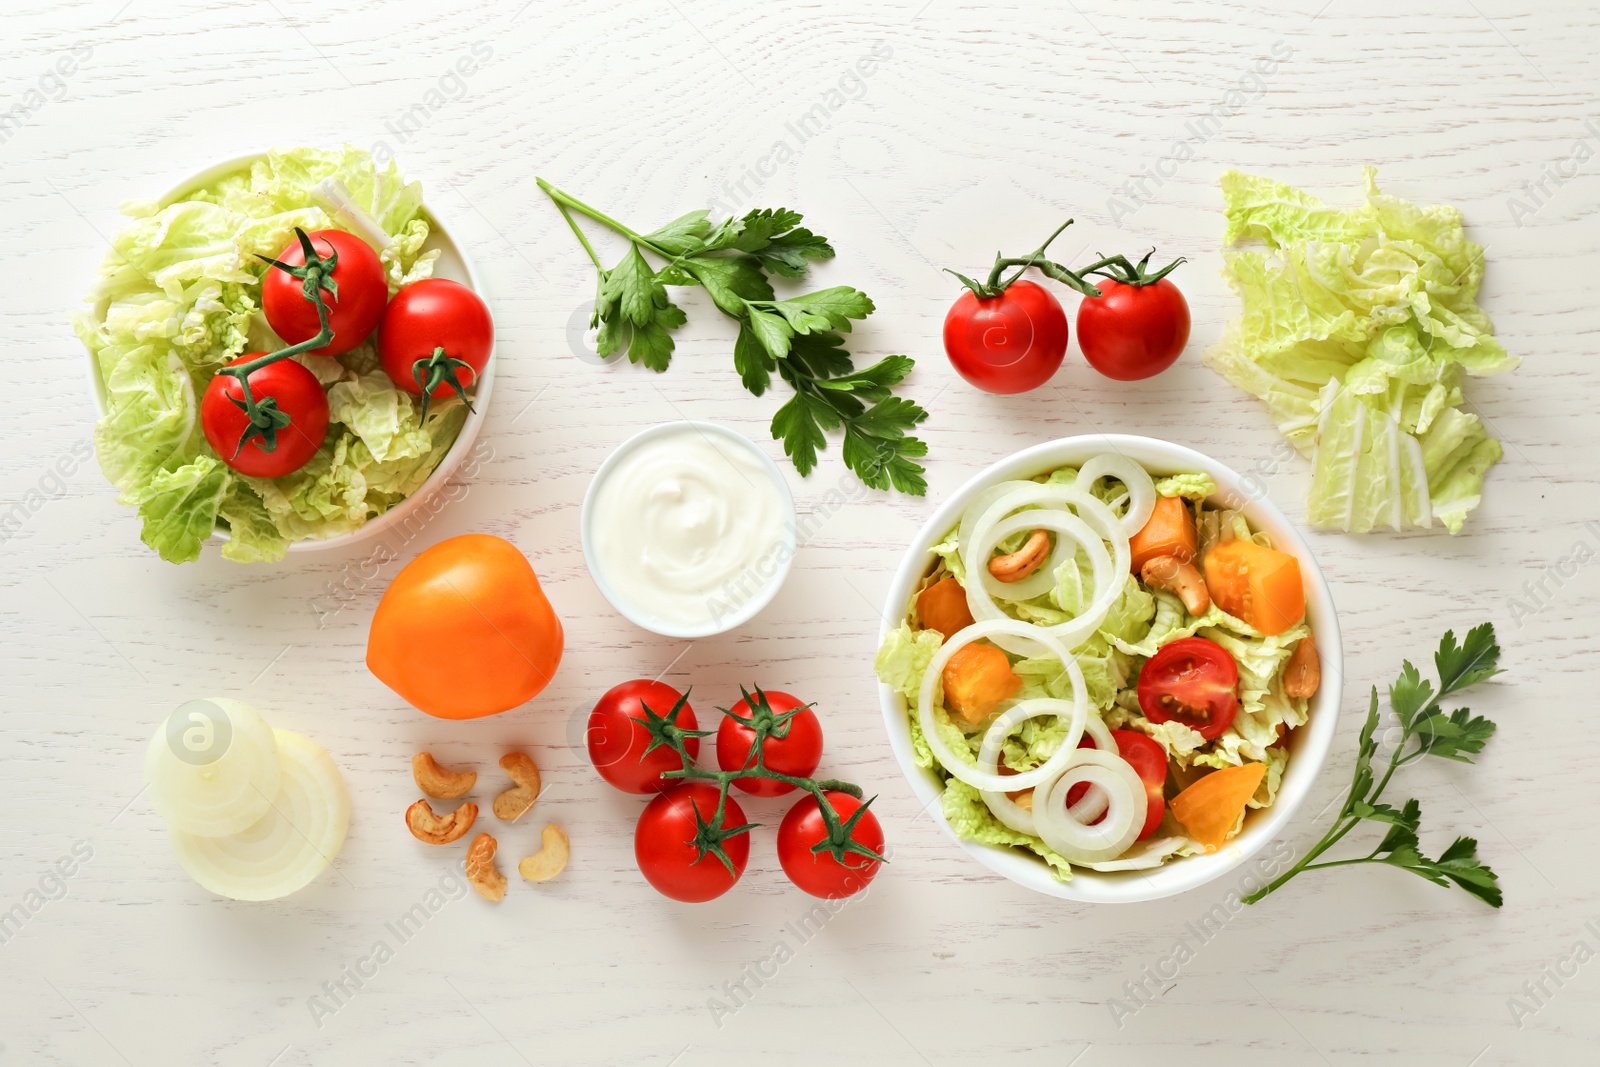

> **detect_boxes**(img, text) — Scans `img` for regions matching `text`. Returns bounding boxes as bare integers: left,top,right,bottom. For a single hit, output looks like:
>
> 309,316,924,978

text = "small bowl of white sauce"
582,421,797,638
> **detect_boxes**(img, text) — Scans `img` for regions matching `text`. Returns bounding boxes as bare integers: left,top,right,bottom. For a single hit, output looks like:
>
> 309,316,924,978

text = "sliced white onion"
1085,836,1191,872
1033,748,1147,865
144,698,281,838
1075,454,1157,539
963,483,1126,656
975,700,1094,836
969,508,1098,622
169,729,350,901
1066,715,1117,823
956,479,1045,554
918,619,1086,792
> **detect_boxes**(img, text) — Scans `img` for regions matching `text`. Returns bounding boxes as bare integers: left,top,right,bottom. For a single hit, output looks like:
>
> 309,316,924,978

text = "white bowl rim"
81,150,495,556
876,433,1344,903
581,420,797,639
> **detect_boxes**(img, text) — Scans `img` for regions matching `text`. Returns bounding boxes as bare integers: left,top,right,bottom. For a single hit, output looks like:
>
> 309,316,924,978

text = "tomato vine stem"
635,684,886,873
946,220,1183,299
217,227,339,455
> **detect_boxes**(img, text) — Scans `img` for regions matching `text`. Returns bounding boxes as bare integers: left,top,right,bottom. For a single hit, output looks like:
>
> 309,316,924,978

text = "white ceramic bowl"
581,421,797,639
877,434,1343,903
82,153,494,555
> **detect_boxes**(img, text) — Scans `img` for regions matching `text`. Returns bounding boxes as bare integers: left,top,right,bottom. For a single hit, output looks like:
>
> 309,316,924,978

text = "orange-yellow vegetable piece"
1202,539,1305,636
917,576,976,642
1169,761,1267,851
367,534,564,720
1129,496,1198,574
941,643,1022,724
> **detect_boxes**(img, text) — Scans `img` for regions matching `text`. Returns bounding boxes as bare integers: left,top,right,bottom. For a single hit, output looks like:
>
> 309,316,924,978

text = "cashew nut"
1141,554,1211,616
492,752,542,822
988,529,1051,584
405,799,478,845
1284,634,1321,699
412,752,476,799
518,824,571,882
464,832,507,902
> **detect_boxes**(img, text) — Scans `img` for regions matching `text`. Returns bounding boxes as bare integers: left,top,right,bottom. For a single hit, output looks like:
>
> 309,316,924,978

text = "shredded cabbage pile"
1206,168,1516,534
73,146,456,563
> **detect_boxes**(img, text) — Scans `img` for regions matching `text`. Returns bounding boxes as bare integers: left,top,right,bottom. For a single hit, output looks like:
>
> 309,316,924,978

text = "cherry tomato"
1137,637,1240,741
378,279,493,407
1063,730,1167,839
1108,729,1168,839
261,229,387,357
777,791,884,899
635,783,750,903
587,680,700,794
942,279,1068,394
200,354,329,478
1075,277,1191,381
715,689,823,796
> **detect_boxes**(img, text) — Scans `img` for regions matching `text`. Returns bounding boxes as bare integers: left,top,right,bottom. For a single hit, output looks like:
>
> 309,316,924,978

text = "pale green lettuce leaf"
941,778,1072,880
218,480,289,564
134,456,229,563
327,373,434,463
1154,472,1216,499
93,342,196,494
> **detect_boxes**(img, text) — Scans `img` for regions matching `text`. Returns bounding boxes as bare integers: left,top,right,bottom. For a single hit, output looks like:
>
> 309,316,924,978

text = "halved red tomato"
1137,637,1239,741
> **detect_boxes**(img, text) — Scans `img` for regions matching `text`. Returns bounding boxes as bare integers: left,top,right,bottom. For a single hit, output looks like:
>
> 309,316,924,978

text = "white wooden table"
2,1,1593,1063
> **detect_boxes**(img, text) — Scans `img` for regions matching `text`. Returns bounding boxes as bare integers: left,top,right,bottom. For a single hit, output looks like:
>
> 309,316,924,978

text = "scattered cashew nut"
1284,634,1321,699
518,824,571,882
412,752,476,799
988,529,1051,584
1140,554,1211,616
492,752,542,822
405,799,478,845
464,832,507,902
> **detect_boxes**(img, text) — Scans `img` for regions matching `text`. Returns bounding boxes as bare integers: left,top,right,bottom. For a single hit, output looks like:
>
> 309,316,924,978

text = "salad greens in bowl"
874,435,1343,902
75,146,494,564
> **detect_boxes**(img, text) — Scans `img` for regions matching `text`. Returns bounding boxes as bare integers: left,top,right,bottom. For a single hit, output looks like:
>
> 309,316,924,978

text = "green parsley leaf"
644,210,713,256
676,255,774,315
760,286,875,334
771,392,832,476
594,244,686,372
786,332,855,380
1435,624,1504,695
1413,707,1497,762
1387,660,1433,731
733,322,776,396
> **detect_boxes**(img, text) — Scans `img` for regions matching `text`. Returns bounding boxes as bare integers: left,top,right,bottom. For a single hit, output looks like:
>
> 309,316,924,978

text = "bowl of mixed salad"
74,146,495,564
874,435,1342,902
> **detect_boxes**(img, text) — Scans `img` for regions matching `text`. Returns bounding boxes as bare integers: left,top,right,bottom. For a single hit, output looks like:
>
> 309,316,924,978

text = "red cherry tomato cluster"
201,228,492,479
941,222,1189,393
586,680,886,903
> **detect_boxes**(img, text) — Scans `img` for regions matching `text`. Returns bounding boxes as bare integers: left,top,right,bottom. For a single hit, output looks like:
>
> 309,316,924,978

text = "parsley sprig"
1244,624,1504,908
539,179,929,494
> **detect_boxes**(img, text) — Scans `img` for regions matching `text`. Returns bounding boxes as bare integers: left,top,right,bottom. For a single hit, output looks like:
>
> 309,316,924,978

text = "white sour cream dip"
585,423,795,636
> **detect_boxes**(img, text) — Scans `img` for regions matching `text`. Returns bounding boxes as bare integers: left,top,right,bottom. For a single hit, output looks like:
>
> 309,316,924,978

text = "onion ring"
917,619,1086,793
1032,748,1147,865
962,484,1127,656
1075,453,1157,539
